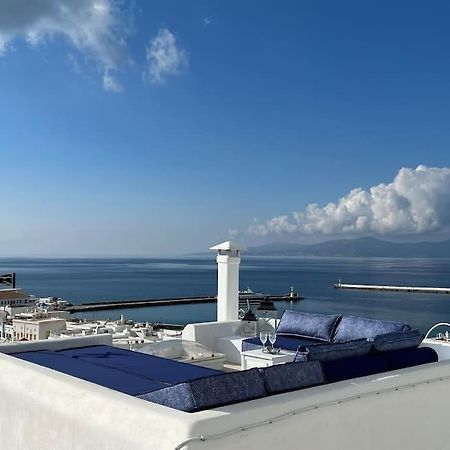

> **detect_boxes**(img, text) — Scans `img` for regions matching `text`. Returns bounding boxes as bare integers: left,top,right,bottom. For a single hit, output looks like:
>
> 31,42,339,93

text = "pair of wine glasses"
259,331,276,351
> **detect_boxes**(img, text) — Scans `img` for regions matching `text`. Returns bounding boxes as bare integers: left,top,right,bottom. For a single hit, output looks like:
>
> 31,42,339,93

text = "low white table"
241,349,295,370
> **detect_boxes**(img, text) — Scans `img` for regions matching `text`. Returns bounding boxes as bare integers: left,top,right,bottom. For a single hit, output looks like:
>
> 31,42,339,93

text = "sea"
1,256,450,333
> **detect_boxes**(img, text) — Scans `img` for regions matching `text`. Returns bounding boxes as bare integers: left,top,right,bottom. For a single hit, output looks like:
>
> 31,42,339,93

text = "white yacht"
238,286,264,298
35,296,72,310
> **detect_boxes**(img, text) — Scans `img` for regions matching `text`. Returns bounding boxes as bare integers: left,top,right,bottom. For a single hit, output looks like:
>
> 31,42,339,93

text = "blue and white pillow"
333,316,411,343
277,310,342,342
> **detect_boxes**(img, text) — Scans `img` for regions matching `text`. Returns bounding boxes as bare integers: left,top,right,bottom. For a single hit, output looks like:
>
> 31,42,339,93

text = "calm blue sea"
0,256,449,333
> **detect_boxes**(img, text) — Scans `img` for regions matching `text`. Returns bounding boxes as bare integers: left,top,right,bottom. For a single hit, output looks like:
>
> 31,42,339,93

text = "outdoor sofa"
242,310,418,353
10,311,437,413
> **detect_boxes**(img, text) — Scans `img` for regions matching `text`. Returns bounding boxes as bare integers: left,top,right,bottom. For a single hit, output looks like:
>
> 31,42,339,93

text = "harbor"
2,259,450,331
65,292,302,313
334,281,450,294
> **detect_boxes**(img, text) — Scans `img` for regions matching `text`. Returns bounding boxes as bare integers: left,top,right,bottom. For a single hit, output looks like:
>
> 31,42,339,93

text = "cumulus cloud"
248,166,450,238
0,0,131,91
144,28,188,84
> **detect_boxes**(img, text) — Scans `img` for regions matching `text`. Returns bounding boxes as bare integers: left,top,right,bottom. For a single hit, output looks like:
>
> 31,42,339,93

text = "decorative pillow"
277,310,342,342
294,339,373,363
372,330,423,353
260,361,326,394
333,316,411,343
137,368,266,412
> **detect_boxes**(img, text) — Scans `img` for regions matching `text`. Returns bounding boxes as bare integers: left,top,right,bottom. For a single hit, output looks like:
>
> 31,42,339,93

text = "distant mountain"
246,237,450,258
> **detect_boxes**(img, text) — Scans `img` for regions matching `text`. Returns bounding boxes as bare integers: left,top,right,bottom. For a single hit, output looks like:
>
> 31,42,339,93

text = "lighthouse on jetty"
210,241,241,322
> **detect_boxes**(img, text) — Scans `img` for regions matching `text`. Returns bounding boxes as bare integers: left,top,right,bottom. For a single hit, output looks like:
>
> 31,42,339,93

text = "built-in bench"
8,311,437,414
136,346,437,412
11,339,438,413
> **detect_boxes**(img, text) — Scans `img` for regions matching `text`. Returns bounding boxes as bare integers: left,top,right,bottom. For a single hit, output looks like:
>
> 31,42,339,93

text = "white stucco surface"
1,336,450,449
182,320,242,353
216,254,240,322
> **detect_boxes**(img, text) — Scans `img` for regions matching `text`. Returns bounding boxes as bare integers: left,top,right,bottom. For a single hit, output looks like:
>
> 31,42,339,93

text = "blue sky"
1,0,450,256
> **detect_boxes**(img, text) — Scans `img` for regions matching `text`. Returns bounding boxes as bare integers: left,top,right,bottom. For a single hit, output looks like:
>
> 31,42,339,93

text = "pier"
334,281,450,295
65,294,300,313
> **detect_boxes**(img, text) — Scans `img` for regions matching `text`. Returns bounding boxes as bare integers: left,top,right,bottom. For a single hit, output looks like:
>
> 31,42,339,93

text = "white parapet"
182,320,242,355
210,241,241,322
0,340,448,450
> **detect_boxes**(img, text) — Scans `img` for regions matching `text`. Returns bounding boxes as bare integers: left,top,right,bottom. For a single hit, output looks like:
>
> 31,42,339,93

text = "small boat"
238,286,264,299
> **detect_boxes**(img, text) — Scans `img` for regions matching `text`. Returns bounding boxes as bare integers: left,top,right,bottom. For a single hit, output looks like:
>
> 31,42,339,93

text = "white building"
12,317,66,341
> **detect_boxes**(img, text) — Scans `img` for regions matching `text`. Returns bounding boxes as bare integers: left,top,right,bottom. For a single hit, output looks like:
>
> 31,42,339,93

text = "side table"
241,349,295,370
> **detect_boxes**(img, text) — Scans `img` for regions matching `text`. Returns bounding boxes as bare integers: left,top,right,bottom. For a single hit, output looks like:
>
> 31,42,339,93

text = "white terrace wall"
1,335,449,449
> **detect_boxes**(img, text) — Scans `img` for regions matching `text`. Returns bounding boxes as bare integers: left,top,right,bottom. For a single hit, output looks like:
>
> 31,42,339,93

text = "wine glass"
268,332,276,352
259,332,268,351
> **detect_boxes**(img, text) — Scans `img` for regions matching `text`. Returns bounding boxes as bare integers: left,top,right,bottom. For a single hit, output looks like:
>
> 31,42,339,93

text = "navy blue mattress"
11,345,222,396
56,345,221,385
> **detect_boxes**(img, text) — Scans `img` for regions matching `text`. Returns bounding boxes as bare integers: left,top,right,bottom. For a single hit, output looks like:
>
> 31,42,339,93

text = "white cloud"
0,0,130,91
144,28,188,85
103,69,122,92
248,165,450,238
203,17,212,26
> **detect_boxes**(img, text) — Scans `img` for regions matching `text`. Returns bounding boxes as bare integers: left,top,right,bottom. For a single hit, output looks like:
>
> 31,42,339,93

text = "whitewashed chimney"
210,241,241,322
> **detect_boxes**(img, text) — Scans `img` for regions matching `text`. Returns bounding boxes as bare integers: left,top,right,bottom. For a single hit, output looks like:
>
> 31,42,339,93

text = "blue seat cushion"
138,368,266,412
11,350,167,396
242,335,321,352
322,354,388,383
276,310,342,342
372,330,423,353
381,347,438,371
333,316,411,343
260,361,326,394
294,339,373,363
56,345,221,385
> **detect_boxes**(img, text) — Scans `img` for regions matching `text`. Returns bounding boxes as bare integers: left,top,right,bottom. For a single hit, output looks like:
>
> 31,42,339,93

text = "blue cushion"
276,310,342,342
138,368,266,412
294,339,373,363
372,330,423,353
57,345,221,385
260,361,326,394
381,347,438,371
333,316,411,343
322,354,388,383
12,350,167,396
138,383,198,412
242,335,321,352
12,345,222,396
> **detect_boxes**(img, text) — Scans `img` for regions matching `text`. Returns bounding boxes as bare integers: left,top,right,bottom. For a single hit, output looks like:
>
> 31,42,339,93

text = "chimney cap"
209,241,241,251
